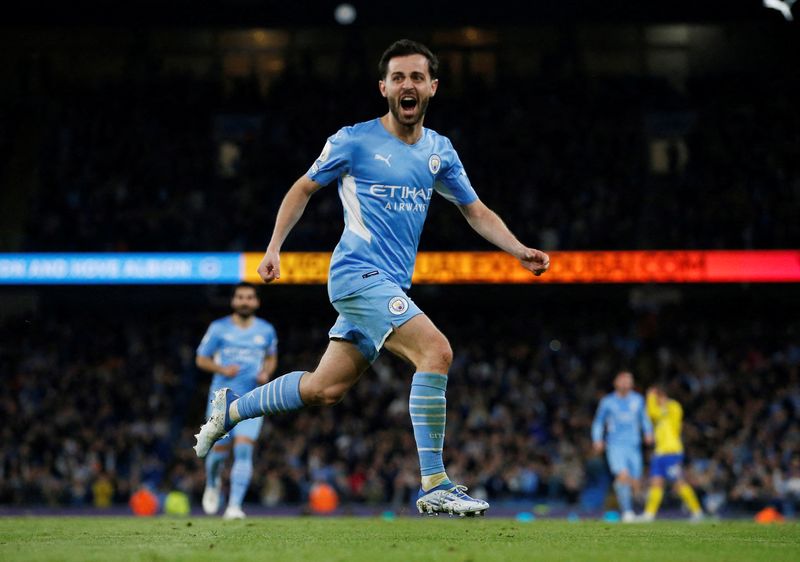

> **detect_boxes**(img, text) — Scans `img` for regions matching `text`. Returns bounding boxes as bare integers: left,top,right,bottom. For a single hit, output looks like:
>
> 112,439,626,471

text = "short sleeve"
306,128,352,187
433,139,478,205
196,323,221,357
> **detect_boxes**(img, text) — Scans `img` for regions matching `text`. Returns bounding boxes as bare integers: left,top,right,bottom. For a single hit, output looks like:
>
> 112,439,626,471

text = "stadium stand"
1,286,797,517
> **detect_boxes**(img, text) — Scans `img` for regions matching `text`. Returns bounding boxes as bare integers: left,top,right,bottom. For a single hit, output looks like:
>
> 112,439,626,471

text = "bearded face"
380,54,438,128
231,288,259,318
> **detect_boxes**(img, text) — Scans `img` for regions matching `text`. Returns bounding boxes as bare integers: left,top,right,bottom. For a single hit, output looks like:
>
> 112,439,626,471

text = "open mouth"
400,96,418,111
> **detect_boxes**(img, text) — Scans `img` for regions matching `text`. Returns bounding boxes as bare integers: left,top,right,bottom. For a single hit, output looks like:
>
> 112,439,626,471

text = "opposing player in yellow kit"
641,385,704,522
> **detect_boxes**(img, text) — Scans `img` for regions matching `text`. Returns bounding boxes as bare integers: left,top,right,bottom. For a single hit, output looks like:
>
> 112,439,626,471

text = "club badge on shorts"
388,296,409,315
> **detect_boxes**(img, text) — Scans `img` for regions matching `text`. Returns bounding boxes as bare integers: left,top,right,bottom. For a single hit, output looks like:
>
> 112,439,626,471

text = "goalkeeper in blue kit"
194,39,550,516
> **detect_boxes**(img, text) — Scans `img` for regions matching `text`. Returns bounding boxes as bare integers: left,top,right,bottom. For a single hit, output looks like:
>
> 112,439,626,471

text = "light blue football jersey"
306,118,478,301
591,391,653,448
196,316,278,395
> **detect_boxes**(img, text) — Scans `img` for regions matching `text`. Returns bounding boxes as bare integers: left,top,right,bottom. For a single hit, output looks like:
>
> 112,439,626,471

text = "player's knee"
439,343,453,370
422,338,452,372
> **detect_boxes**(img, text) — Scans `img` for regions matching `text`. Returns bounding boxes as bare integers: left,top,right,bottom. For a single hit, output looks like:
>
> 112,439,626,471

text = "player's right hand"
220,365,240,377
258,249,281,283
593,441,605,454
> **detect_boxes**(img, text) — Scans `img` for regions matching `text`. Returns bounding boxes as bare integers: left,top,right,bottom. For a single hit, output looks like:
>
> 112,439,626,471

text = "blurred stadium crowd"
1,290,798,517
9,65,799,254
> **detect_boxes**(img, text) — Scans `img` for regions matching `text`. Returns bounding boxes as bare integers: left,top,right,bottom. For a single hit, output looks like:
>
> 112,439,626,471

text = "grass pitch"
1,516,798,562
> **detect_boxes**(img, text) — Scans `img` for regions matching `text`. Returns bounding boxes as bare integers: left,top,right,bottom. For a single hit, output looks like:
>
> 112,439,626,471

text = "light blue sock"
205,446,230,489
614,481,633,513
410,372,449,479
235,371,305,420
228,442,254,508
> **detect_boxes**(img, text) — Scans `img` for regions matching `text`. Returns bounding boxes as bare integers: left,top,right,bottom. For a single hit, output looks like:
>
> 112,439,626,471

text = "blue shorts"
328,279,423,363
650,453,684,481
606,445,643,479
206,394,263,444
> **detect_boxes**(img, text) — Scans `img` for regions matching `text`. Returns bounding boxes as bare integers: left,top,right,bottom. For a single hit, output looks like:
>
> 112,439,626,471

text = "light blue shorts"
328,279,424,363
606,445,643,479
206,394,263,444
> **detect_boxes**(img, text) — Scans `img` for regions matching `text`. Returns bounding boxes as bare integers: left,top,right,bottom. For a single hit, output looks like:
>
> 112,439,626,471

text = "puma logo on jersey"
374,153,392,167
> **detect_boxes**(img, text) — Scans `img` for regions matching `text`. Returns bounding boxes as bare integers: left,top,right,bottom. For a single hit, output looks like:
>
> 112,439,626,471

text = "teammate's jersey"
306,118,478,302
196,316,278,395
647,393,684,455
591,391,653,448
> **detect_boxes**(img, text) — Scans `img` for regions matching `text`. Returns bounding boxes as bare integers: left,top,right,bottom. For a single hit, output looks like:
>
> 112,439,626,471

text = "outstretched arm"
458,199,550,276
257,175,323,283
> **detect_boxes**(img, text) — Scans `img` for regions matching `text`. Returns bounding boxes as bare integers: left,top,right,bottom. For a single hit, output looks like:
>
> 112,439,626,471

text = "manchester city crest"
388,296,409,315
428,154,441,175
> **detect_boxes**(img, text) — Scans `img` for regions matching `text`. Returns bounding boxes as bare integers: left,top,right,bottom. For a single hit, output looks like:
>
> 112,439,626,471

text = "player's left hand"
258,249,281,283
256,370,269,385
645,435,654,446
519,248,550,276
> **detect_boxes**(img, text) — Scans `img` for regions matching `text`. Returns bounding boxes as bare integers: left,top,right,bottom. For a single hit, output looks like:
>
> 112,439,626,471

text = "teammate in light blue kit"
194,39,551,516
591,370,654,522
195,282,277,520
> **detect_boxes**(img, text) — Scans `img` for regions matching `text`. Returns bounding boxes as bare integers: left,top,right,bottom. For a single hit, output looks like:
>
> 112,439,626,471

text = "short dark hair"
378,39,439,80
233,281,259,296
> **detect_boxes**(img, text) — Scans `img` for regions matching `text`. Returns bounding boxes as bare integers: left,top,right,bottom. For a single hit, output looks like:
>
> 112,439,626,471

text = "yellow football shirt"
647,393,683,455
